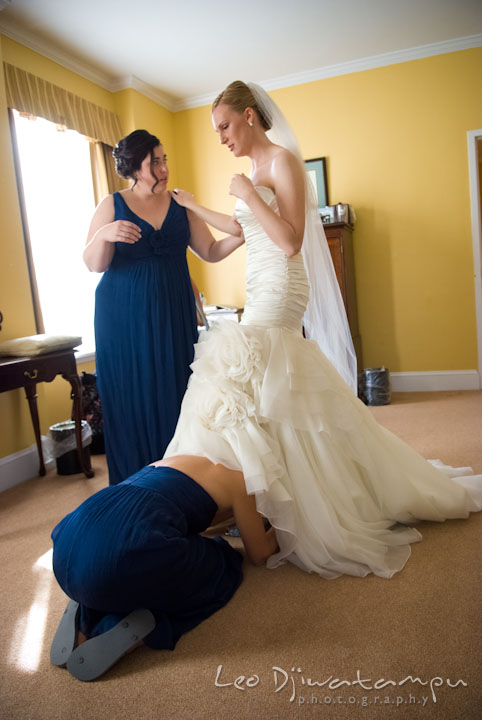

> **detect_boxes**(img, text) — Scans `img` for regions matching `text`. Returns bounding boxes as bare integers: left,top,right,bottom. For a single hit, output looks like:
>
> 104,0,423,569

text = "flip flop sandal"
50,599,80,667
66,608,156,682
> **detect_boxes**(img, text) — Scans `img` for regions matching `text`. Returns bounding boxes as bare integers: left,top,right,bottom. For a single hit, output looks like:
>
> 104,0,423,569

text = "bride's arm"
170,189,241,236
230,152,305,257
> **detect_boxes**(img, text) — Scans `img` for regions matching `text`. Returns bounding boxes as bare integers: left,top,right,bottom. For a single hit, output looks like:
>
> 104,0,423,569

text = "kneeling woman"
50,455,278,681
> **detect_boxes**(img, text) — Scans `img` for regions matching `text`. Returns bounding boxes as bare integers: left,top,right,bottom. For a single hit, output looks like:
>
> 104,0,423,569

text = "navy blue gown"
94,193,198,485
51,465,243,650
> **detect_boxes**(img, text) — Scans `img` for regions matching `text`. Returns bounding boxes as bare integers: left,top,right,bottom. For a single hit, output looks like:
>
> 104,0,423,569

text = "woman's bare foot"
76,630,88,647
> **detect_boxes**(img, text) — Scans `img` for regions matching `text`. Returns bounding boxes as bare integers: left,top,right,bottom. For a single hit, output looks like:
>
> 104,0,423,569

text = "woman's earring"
248,121,253,127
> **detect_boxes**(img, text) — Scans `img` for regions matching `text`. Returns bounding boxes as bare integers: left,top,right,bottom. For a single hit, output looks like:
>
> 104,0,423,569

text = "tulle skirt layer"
165,322,482,578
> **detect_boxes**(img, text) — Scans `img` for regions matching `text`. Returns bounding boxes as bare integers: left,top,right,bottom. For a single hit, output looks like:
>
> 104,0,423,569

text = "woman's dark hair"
212,81,272,131
112,130,162,192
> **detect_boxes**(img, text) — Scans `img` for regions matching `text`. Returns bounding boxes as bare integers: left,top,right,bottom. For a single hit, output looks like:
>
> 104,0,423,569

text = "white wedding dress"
166,186,482,578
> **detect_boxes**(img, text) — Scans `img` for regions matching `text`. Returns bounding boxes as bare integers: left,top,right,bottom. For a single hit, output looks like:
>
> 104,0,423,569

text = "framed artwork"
305,157,329,209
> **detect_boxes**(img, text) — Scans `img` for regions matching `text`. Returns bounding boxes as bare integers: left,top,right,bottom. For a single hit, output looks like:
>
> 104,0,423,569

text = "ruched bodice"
236,187,309,333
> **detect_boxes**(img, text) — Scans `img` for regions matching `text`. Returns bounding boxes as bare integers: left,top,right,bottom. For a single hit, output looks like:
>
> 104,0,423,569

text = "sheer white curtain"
13,111,99,354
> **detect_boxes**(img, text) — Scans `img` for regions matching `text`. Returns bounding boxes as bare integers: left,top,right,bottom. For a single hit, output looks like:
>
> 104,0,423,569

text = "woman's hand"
171,190,241,236
97,220,141,245
84,195,140,272
229,174,256,203
169,188,195,209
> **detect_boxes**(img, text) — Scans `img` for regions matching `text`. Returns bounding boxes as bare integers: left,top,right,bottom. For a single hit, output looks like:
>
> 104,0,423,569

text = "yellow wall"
175,47,482,372
1,37,481,461
0,37,176,458
173,104,250,306
114,88,179,187
0,36,39,453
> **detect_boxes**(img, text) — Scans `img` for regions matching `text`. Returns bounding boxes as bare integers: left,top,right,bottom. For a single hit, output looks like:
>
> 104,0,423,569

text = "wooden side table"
0,349,94,478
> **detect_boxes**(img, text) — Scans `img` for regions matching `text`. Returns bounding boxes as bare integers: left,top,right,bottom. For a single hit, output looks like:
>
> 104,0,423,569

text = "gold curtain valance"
3,62,123,147
90,140,126,205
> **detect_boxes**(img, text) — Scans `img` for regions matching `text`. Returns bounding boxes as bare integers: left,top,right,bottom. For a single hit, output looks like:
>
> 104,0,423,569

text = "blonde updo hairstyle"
212,81,272,131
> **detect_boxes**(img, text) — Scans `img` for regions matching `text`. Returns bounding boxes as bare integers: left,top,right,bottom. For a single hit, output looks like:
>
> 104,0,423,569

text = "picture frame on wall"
305,157,329,209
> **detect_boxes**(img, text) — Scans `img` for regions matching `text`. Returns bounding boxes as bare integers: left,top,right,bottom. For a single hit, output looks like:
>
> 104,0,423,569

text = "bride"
167,80,482,579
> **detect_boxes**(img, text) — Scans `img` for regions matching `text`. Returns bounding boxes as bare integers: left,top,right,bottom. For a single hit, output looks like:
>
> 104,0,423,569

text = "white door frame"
467,129,482,389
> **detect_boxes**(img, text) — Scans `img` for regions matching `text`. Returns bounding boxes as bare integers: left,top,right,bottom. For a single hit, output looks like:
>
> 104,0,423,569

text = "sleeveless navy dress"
51,465,243,649
94,193,198,485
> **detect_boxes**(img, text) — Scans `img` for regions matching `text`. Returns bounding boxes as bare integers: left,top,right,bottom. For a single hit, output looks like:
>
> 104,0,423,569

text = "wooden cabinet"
323,222,363,371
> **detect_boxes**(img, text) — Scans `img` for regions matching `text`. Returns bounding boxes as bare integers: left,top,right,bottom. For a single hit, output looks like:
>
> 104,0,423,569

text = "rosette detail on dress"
191,322,264,431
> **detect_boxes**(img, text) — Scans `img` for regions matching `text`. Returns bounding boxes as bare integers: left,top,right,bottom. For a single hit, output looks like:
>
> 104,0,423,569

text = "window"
13,110,99,356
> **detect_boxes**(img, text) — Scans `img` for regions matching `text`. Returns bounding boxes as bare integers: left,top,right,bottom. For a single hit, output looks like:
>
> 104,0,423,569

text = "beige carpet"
1,391,481,720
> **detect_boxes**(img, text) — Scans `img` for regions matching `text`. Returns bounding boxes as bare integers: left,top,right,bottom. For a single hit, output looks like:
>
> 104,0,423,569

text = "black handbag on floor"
78,371,105,454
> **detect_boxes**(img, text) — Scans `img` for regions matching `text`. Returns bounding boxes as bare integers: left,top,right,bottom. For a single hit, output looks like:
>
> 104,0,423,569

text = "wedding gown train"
165,187,482,579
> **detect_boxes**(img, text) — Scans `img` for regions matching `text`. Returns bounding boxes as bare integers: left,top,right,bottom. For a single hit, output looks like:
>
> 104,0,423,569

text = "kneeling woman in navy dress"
50,455,277,681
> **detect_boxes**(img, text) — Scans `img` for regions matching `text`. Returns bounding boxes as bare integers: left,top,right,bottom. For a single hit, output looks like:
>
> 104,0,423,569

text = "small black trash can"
49,420,92,475
361,366,391,406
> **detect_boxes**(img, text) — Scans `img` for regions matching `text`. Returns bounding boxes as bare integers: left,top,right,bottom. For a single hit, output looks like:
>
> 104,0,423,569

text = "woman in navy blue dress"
50,455,278,681
84,131,244,485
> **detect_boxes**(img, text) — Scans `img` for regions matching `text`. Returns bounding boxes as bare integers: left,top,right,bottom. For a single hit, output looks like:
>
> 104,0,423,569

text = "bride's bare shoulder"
270,145,295,161
270,148,305,189
270,146,301,172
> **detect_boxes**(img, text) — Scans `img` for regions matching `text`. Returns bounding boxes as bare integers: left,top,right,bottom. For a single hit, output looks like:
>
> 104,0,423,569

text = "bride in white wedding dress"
166,80,482,579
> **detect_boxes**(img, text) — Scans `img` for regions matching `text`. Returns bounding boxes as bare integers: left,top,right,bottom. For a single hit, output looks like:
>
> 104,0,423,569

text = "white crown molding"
259,33,482,93
0,17,178,110
1,17,481,113
174,91,217,112
177,33,482,110
0,17,118,91
108,74,178,112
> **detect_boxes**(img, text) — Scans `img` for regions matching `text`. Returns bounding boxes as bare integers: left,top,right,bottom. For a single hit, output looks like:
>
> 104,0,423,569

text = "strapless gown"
165,187,482,579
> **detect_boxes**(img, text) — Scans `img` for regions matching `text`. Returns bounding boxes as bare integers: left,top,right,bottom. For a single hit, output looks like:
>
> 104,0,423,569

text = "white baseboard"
390,370,481,392
0,438,55,493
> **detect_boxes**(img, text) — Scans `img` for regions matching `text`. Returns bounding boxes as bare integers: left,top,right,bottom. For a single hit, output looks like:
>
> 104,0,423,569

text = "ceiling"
0,0,481,111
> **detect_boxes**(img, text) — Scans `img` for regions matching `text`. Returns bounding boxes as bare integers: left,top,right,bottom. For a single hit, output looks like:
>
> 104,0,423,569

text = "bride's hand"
169,189,195,209
229,174,256,202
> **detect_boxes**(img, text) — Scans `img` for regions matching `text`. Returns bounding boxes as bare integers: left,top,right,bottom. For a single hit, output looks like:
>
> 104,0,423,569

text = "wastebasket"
49,420,92,475
361,366,391,406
